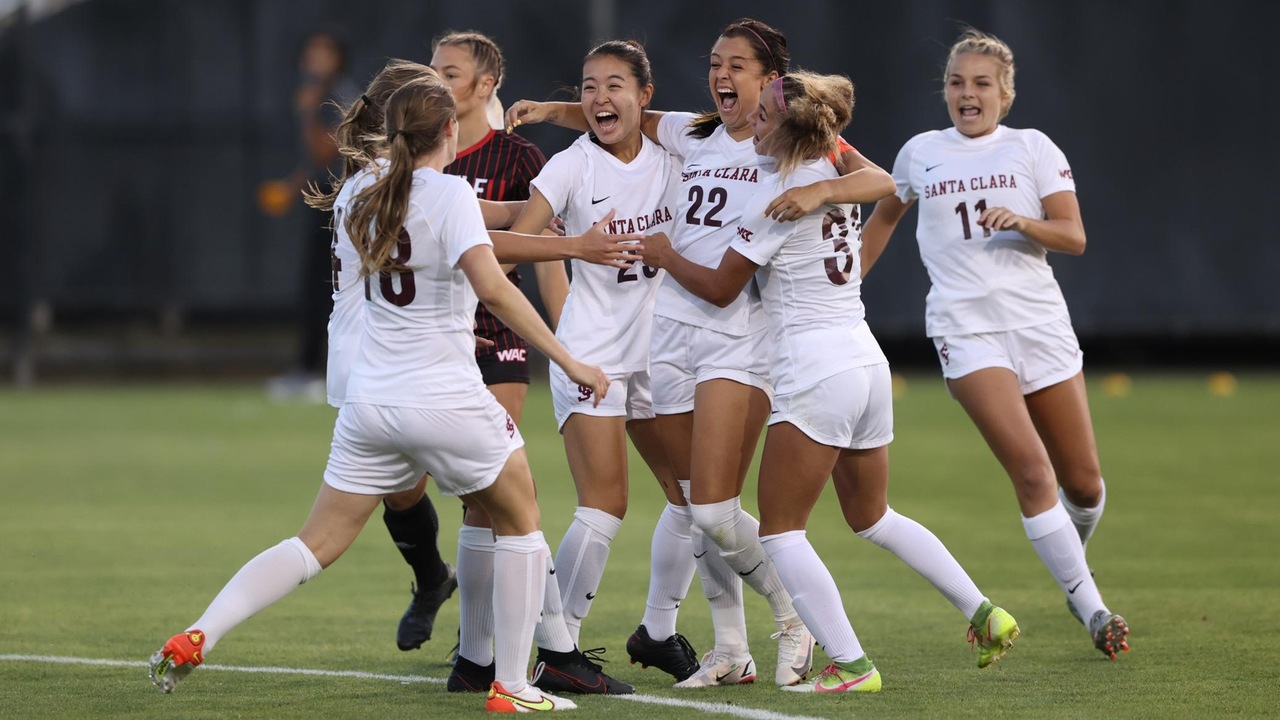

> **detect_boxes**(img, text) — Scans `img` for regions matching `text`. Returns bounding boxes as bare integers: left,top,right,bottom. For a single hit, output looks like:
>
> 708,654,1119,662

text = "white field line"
0,655,826,720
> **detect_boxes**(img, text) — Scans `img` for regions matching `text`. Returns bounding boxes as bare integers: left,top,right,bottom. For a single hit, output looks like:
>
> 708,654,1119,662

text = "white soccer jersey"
531,132,677,373
732,160,887,395
326,161,384,407
653,112,768,336
893,125,1077,337
343,168,491,409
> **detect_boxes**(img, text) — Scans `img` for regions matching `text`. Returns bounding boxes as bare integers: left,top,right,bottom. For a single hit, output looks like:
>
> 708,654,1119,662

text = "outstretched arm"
763,146,895,221
638,233,757,308
506,101,666,146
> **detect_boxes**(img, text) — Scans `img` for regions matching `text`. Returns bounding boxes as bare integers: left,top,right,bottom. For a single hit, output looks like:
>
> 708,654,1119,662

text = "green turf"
1,374,1278,718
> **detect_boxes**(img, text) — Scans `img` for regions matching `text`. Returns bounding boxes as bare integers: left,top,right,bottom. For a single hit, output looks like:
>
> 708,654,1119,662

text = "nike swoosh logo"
591,195,611,205
925,163,943,171
693,551,707,559
549,567,555,574
714,664,742,682
586,592,597,600
1067,580,1083,594
791,640,813,676
738,561,764,577
496,690,555,711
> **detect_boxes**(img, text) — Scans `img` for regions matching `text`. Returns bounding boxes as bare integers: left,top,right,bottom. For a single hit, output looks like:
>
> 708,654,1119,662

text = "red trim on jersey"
454,128,498,161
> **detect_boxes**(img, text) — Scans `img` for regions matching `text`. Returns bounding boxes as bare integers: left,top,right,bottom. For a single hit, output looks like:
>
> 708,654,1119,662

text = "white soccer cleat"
772,621,816,686
673,650,756,688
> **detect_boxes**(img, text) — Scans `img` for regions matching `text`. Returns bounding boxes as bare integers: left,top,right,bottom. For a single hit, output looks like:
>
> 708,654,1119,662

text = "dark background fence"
2,0,1277,382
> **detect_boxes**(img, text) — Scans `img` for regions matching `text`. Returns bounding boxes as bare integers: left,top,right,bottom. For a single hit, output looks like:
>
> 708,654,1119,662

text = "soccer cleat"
397,564,458,650
625,624,700,681
448,655,497,693
148,629,206,694
967,602,1020,668
485,680,577,712
783,657,881,693
771,621,815,686
673,650,756,688
530,647,634,695
1088,610,1130,660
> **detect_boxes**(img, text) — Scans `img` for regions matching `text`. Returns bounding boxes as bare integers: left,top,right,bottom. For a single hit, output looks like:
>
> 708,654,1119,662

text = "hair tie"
360,94,372,106
770,77,788,116
740,25,779,75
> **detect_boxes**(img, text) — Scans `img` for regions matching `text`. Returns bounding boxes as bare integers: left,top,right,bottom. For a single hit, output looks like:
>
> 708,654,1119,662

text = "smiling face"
750,79,785,157
581,54,651,147
708,35,777,136
945,52,1008,138
431,43,492,123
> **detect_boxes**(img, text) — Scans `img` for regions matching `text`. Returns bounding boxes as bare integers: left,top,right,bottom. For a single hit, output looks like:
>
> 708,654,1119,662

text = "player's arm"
978,191,1086,255
763,145,895,221
861,194,913,278
479,199,525,229
533,260,569,330
639,232,757,308
490,189,643,267
459,244,608,405
506,102,666,146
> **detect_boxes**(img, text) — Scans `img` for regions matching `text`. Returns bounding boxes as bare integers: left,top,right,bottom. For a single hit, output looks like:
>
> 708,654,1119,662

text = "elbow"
709,288,737,308
1066,230,1087,256
872,172,896,202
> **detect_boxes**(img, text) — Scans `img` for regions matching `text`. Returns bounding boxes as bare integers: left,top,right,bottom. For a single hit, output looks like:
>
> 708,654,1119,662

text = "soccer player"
860,28,1129,659
500,39,687,676
507,18,894,688
149,74,608,713
640,70,1020,692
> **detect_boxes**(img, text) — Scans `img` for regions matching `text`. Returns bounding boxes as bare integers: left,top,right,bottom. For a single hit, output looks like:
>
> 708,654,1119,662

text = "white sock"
456,525,495,666
690,497,797,626
1059,479,1106,549
554,507,621,645
533,554,575,653
189,537,322,653
640,502,696,640
691,520,749,655
856,508,986,620
1024,502,1107,620
760,531,865,663
493,531,549,693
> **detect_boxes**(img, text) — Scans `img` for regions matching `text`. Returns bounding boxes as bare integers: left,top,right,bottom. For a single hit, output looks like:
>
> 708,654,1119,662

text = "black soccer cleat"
530,647,635,695
625,624,699,681
447,655,496,693
396,564,458,651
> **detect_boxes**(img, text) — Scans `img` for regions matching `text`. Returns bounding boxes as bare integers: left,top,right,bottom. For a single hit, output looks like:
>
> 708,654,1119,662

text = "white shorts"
549,363,653,430
769,364,894,450
932,316,1084,395
323,399,523,497
649,316,773,414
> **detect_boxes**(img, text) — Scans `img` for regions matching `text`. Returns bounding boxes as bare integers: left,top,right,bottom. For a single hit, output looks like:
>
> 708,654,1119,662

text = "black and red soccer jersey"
444,129,547,362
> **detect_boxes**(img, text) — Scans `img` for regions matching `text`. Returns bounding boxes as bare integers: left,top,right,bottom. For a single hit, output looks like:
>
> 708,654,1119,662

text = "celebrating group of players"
148,16,1129,713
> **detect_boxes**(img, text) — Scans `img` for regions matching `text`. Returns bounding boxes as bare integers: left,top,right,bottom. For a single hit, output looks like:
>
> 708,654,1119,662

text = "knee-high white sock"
493,531,549,693
533,554,575,653
554,507,621,645
761,531,865,664
856,508,986,620
1024,502,1107,620
691,520,749,655
1059,479,1106,550
189,537,322,653
690,497,797,626
456,525,496,666
640,501,696,640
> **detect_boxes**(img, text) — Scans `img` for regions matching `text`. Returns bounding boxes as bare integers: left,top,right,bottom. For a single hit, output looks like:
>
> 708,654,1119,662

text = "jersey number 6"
823,208,854,286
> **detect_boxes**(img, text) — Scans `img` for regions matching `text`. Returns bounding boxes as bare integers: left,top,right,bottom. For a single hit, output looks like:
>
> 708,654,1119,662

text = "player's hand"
565,361,609,408
637,232,672,269
977,205,1026,232
572,210,643,268
505,101,552,133
547,215,566,237
475,336,495,349
764,183,826,222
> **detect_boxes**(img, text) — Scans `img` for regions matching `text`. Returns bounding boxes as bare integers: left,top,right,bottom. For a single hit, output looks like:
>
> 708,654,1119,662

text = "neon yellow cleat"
968,602,1020,668
782,656,881,693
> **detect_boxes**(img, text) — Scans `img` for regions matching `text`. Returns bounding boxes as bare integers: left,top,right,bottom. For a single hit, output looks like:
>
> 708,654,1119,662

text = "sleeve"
508,140,548,202
1028,130,1076,198
529,143,580,216
892,134,923,203
438,179,493,267
729,188,787,268
656,112,700,161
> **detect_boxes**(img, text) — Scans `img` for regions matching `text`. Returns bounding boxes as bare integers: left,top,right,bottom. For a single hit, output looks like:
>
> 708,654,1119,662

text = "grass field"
2,373,1278,718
